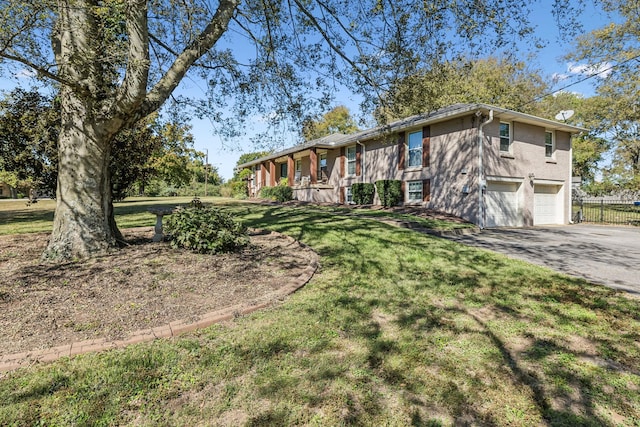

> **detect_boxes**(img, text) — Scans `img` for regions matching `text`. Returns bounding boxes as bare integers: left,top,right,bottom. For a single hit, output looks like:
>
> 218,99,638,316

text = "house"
237,103,585,228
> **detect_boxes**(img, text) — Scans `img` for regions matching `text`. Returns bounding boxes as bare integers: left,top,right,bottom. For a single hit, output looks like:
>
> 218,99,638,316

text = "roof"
237,103,586,169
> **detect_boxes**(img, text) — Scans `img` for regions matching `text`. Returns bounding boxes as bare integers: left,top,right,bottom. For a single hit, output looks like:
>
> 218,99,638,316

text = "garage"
485,181,521,227
534,184,563,225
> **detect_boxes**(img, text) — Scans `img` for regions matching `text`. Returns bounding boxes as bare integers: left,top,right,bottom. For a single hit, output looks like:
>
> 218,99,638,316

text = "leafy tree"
302,106,359,141
0,0,563,260
566,0,640,191
594,76,640,190
535,92,612,185
0,88,58,195
376,57,548,122
225,151,271,197
110,114,165,201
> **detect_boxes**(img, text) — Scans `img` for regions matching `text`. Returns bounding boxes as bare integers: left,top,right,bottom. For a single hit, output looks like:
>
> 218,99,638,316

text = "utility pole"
204,149,209,197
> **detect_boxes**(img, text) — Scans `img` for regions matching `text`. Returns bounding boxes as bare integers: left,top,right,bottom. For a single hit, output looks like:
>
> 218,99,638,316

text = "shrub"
351,183,376,205
375,180,403,207
165,206,249,254
260,183,293,202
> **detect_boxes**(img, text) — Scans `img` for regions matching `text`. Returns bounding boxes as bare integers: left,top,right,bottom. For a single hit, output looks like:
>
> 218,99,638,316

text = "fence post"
579,200,583,223
600,199,604,223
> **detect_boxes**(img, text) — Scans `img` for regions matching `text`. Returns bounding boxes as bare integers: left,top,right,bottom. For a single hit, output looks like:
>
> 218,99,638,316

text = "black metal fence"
573,199,640,225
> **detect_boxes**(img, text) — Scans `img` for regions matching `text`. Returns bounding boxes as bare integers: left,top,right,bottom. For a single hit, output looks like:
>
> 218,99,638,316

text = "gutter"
478,109,494,229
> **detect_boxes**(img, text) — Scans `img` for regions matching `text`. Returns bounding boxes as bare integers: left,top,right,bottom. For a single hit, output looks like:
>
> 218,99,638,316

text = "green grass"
0,197,225,235
1,201,639,425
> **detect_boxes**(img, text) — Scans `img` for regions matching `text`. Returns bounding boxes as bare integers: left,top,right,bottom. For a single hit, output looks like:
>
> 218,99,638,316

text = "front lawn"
1,200,638,425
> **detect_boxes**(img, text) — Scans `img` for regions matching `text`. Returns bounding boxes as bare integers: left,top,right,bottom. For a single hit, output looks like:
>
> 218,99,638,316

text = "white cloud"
567,62,613,79
552,72,570,83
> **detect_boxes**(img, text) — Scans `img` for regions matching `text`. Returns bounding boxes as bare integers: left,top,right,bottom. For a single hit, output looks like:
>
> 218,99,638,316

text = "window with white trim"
346,186,353,204
317,153,327,178
407,180,423,202
545,131,555,158
280,163,287,178
346,145,356,175
499,122,511,152
407,131,422,168
294,159,302,182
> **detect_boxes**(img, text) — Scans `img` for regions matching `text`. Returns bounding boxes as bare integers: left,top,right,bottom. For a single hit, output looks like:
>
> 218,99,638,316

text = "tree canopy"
0,88,201,200
375,57,549,122
0,0,597,260
565,0,640,191
302,106,360,141
0,88,58,196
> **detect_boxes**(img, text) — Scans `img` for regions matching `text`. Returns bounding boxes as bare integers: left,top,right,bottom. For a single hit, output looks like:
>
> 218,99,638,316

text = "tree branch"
289,0,380,92
115,0,151,116
0,52,89,96
140,0,240,118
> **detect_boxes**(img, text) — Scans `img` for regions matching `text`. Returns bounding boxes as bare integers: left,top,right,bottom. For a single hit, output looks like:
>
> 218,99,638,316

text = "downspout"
356,141,366,183
478,110,494,229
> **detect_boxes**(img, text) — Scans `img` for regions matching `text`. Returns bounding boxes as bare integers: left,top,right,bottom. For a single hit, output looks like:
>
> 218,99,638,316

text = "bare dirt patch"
0,228,316,356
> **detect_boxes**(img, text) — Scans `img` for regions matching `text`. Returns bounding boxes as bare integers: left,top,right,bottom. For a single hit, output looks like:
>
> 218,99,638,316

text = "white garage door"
534,185,562,225
486,181,520,227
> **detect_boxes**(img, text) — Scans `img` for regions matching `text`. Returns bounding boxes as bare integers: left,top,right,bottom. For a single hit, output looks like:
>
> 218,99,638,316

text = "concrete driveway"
444,224,640,295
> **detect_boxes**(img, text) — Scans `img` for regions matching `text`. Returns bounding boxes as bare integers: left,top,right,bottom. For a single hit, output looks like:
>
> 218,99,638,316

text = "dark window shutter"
340,147,345,178
423,179,431,202
398,132,405,170
355,144,361,176
401,180,406,203
339,187,345,204
422,126,431,168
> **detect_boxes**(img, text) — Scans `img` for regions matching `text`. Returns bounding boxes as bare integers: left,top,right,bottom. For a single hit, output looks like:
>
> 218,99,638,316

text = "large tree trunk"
42,89,120,261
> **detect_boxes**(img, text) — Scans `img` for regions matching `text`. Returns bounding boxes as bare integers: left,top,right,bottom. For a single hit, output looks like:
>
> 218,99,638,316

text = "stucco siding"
429,118,479,224
483,121,572,225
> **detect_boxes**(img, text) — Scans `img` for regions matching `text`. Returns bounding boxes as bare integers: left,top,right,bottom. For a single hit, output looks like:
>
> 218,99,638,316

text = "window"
346,146,356,175
280,163,288,178
346,186,353,204
407,131,422,168
317,153,327,178
545,131,555,157
499,122,511,152
407,180,423,202
294,159,302,182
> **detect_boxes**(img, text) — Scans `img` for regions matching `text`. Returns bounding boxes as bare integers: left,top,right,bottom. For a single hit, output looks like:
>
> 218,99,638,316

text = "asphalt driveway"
444,224,640,295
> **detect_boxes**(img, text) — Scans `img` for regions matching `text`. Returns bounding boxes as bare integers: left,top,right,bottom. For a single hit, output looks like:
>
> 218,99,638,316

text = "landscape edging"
0,230,318,374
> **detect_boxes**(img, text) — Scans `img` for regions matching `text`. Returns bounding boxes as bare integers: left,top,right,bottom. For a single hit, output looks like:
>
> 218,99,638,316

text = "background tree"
224,151,272,198
535,92,612,186
593,75,640,191
302,106,359,141
0,88,59,196
566,0,640,192
0,0,569,260
375,57,548,122
0,89,199,201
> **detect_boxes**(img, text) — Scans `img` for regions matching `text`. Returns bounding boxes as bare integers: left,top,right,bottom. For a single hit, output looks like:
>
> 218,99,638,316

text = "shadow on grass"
2,202,638,425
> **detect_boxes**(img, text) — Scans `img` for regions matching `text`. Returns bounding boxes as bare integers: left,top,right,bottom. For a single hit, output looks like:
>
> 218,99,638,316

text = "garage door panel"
534,185,562,225
486,182,520,227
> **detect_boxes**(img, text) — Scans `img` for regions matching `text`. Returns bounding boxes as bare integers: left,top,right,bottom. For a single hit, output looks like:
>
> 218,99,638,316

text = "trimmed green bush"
351,183,375,205
165,206,248,254
375,180,403,207
260,184,293,202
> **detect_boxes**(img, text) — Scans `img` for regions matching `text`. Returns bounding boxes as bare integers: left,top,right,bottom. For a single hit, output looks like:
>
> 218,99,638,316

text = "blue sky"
0,2,620,181
188,1,620,180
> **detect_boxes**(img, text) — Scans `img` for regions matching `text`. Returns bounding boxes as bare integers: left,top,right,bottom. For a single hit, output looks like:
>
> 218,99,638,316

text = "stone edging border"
0,231,319,374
